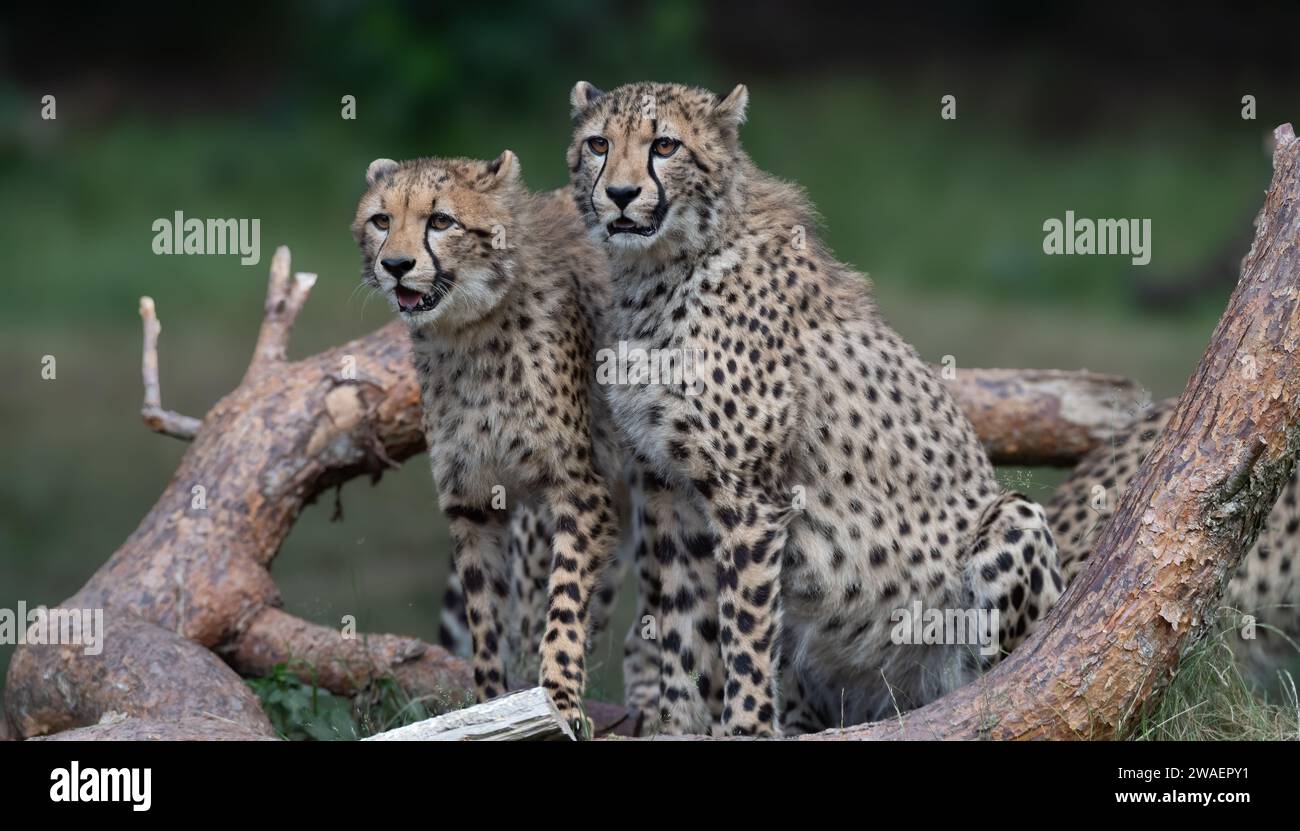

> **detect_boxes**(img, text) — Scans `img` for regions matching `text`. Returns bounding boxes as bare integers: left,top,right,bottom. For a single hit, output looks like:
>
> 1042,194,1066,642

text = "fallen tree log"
943,367,1147,466
5,612,275,739
0,217,1149,740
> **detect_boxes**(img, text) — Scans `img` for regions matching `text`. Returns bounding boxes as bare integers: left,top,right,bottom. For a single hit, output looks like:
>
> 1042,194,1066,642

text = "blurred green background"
2,1,1298,711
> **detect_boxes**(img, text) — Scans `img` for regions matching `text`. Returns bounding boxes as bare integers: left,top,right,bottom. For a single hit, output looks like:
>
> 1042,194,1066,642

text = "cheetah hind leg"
437,568,472,658
436,504,551,676
963,492,1065,668
620,472,661,716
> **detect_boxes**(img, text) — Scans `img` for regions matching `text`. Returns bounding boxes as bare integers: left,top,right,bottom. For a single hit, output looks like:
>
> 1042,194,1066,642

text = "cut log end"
363,688,575,742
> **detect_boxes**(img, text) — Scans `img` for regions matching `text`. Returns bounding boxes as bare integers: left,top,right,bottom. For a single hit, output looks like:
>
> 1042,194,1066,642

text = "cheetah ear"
481,149,521,191
366,158,399,186
570,80,605,119
714,84,749,130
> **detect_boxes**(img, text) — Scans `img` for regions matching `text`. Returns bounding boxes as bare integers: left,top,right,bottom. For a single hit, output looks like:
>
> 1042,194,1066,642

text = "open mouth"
394,285,440,314
607,216,657,237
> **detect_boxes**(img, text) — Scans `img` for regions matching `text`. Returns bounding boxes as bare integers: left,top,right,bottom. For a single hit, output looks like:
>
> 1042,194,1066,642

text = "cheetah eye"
587,136,609,156
371,214,390,231
652,137,681,158
429,213,455,231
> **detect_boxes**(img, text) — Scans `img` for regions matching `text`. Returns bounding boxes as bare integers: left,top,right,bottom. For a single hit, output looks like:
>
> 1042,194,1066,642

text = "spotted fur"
353,153,625,736
437,502,641,687
566,81,1064,735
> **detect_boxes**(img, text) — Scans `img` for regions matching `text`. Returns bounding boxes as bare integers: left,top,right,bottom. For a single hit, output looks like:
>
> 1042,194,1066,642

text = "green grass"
1131,618,1300,741
246,660,473,740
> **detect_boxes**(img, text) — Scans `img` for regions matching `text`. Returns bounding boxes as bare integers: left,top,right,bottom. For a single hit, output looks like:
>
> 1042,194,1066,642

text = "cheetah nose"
382,257,415,278
606,185,641,211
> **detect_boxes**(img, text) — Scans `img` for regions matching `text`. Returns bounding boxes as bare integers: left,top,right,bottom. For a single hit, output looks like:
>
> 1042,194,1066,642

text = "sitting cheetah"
353,152,625,735
1047,398,1300,682
566,81,1064,735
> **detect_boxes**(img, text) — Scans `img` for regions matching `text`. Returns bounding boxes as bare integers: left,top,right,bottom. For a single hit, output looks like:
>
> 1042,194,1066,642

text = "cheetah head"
567,81,749,257
352,152,522,330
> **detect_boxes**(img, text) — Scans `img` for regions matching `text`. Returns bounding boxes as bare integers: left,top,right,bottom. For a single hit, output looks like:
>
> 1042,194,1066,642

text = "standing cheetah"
353,152,624,735
1047,399,1300,682
566,81,1064,735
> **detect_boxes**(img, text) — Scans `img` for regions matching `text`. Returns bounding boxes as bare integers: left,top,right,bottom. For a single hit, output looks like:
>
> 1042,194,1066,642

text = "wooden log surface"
29,715,278,742
943,366,1147,466
364,687,574,741
5,612,276,739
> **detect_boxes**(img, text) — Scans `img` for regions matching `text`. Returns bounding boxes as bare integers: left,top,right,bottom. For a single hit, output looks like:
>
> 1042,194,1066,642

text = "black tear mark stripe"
374,196,389,262
590,148,609,220
646,140,670,229
422,229,457,287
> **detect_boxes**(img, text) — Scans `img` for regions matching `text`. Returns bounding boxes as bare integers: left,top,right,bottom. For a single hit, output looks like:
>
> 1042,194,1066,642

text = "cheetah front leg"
702,484,789,737
539,474,618,739
444,502,512,702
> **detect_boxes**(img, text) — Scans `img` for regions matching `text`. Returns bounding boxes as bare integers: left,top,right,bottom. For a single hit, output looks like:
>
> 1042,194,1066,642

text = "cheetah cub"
568,81,1064,735
353,153,623,735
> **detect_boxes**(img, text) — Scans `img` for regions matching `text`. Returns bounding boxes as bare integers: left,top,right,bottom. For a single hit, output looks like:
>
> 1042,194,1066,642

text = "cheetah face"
352,152,521,330
567,81,749,256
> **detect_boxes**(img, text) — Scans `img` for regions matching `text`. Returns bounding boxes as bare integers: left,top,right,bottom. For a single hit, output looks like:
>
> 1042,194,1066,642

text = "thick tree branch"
223,607,472,702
